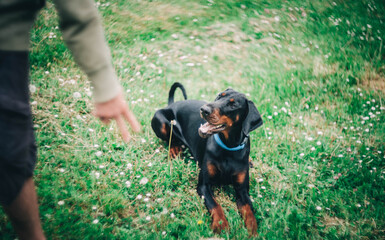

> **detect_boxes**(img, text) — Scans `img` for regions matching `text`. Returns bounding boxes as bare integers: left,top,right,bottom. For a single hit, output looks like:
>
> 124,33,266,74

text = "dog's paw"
245,215,258,237
210,206,229,234
211,217,229,234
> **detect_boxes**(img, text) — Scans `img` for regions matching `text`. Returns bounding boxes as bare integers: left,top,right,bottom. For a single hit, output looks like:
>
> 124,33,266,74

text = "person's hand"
93,91,141,142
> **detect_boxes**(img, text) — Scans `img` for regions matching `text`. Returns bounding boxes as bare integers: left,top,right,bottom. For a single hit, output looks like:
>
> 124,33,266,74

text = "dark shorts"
0,50,36,206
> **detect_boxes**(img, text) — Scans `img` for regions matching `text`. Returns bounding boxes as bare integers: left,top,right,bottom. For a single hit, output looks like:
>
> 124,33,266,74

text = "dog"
151,82,263,235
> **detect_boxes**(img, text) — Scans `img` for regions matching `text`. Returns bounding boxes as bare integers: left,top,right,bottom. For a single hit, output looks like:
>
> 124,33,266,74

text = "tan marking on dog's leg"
239,204,258,236
235,171,246,184
207,163,217,177
209,205,229,233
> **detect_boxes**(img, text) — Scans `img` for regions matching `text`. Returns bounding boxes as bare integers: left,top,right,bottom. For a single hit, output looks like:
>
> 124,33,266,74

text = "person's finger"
123,108,141,133
115,115,131,142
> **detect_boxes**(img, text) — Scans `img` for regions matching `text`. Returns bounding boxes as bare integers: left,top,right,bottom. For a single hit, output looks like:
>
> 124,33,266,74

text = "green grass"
1,0,385,239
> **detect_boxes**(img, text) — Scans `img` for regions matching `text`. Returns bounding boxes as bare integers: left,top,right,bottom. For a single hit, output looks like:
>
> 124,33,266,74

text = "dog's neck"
218,125,247,149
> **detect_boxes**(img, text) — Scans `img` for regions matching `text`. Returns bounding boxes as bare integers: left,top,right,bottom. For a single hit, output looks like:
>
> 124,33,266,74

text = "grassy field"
1,0,385,239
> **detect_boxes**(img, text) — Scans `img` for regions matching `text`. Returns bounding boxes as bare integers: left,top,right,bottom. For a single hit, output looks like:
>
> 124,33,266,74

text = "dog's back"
151,83,207,157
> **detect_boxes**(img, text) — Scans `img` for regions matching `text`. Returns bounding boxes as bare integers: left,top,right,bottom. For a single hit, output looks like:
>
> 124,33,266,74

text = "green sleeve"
53,0,121,103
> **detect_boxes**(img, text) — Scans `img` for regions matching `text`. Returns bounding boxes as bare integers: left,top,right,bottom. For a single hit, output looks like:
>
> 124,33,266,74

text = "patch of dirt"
323,215,347,228
119,2,204,31
204,23,251,43
360,69,385,93
313,57,338,77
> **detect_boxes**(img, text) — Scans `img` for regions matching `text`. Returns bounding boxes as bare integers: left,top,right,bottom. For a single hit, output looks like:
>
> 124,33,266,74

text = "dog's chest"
208,154,247,185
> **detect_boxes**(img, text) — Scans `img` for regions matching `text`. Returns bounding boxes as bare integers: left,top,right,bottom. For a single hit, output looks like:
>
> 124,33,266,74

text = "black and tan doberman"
151,82,263,235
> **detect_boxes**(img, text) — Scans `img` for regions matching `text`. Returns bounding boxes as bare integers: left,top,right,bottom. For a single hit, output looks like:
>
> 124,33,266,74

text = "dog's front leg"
197,170,229,234
233,171,258,236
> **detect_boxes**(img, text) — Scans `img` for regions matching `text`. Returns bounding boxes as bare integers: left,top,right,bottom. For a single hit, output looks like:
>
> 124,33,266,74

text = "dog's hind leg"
151,111,183,158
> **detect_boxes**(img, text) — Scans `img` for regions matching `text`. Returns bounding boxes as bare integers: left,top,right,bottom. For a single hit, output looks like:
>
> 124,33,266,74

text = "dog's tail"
168,82,187,105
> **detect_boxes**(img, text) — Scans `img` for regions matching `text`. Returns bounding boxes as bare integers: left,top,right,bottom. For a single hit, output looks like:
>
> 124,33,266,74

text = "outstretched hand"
93,92,141,142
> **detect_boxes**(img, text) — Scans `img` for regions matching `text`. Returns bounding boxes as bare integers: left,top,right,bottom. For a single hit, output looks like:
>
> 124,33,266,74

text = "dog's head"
198,88,263,138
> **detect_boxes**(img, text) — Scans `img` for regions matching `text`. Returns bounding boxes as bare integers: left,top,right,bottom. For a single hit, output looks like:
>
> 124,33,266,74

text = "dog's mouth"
198,122,226,138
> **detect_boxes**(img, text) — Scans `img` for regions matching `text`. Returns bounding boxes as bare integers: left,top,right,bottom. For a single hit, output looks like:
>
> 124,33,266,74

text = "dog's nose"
200,105,211,117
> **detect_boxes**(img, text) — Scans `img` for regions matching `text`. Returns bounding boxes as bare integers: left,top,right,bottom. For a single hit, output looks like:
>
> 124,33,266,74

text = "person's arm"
53,0,140,141
53,0,118,103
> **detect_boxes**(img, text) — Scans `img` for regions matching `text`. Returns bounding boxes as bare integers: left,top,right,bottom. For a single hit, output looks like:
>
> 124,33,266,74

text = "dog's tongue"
198,122,215,138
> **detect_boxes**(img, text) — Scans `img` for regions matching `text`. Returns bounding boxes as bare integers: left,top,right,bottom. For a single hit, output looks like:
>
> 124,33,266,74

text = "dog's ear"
242,100,263,134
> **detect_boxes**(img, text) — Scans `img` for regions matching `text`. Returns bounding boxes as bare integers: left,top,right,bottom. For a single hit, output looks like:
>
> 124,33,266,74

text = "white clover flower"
140,177,149,185
170,213,175,218
162,208,168,215
29,84,37,93
316,206,322,211
92,219,99,224
95,151,102,157
274,16,280,22
146,216,151,221
125,181,131,187
58,200,65,206
127,163,133,170
136,194,143,200
73,92,81,98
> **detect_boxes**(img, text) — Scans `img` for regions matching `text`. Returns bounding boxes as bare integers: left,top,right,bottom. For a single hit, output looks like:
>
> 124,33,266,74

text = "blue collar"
213,134,248,151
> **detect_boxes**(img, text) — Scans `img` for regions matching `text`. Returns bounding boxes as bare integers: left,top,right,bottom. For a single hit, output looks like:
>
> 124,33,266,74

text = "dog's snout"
200,105,211,117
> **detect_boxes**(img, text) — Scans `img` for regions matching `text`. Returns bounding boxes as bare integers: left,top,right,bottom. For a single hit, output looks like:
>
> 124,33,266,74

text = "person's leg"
0,50,45,239
3,177,45,240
